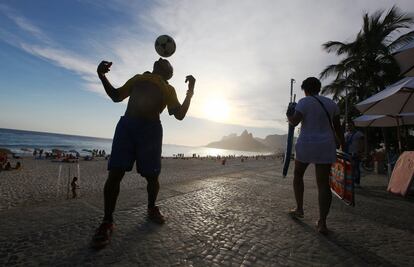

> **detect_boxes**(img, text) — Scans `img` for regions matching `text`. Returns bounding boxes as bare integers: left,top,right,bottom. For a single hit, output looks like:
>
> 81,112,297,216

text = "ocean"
0,128,269,157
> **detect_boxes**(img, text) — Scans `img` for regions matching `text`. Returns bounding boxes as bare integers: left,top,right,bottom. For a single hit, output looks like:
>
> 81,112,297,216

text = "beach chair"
387,151,414,197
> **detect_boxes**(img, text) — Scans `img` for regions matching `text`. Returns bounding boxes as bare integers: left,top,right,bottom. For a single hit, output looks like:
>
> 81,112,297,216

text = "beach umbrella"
353,113,414,127
353,113,414,152
355,77,414,115
393,41,414,77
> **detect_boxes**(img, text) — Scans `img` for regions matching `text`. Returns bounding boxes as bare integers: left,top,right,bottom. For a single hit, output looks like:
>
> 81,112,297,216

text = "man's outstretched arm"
174,75,195,121
97,61,123,103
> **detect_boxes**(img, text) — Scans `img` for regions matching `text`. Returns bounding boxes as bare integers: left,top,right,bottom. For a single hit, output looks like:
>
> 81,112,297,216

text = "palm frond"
322,41,347,54
388,30,414,52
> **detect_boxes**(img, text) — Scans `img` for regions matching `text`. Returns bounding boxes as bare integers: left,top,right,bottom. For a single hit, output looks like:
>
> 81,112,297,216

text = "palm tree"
320,6,414,121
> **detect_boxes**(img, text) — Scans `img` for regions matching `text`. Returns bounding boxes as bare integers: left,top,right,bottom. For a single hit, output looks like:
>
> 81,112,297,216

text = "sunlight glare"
203,98,230,122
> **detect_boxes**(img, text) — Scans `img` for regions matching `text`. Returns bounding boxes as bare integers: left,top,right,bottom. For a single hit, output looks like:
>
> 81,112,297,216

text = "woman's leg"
315,163,332,233
293,160,309,214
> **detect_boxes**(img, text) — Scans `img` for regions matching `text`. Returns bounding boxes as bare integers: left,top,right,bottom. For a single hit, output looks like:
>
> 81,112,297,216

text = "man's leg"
103,169,125,223
92,169,125,248
292,160,309,215
145,176,159,209
315,163,332,234
145,175,165,224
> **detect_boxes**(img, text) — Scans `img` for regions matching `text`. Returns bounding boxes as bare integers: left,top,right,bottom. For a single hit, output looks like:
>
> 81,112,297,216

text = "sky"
0,0,413,146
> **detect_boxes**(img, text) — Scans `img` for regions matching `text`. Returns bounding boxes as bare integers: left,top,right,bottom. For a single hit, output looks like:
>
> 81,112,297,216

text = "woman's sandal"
316,221,329,235
288,209,304,219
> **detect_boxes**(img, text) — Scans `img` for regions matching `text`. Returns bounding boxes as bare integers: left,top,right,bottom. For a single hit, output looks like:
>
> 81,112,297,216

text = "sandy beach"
0,156,277,211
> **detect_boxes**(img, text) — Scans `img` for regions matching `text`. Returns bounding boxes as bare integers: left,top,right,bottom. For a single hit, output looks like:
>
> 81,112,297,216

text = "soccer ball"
155,35,176,57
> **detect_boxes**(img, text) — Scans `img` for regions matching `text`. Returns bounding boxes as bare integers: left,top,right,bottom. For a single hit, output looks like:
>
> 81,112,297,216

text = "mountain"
255,134,293,153
206,130,295,153
206,130,275,152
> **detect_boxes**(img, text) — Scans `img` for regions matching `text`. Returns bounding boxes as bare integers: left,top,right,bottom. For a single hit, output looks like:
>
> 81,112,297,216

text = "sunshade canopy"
393,41,414,77
353,113,414,127
356,77,414,115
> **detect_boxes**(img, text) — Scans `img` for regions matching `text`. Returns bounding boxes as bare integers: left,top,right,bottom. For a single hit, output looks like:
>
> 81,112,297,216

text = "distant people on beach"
0,161,21,171
4,162,12,171
91,58,195,248
62,154,78,163
33,149,44,159
14,162,21,170
344,121,364,186
286,77,344,235
71,177,80,198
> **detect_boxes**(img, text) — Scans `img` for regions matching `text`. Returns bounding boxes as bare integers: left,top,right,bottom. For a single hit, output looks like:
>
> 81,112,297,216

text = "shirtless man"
92,59,195,248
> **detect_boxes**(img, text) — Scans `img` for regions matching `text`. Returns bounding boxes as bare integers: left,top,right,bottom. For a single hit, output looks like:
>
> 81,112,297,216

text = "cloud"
0,4,52,44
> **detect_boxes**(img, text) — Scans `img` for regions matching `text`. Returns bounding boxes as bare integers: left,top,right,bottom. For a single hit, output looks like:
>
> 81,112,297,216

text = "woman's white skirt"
295,139,337,164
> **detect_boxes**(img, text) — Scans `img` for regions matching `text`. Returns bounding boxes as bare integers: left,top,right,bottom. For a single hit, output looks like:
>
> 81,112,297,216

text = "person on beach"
286,77,344,235
4,162,12,171
344,121,364,187
92,59,195,248
71,177,79,198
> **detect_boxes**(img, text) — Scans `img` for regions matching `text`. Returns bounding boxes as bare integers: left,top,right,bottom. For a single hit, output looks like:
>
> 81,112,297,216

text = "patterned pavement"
1,163,413,266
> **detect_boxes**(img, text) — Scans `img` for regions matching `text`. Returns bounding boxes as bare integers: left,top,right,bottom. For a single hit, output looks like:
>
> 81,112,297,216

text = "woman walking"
286,77,344,234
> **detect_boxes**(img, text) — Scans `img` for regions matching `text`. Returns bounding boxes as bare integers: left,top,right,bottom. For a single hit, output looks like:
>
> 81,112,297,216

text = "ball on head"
155,35,176,58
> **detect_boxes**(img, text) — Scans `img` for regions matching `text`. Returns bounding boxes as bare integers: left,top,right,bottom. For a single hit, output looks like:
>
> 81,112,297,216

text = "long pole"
345,87,348,126
282,79,295,178
77,163,80,198
396,117,402,152
56,165,62,198
382,128,391,179
67,167,71,199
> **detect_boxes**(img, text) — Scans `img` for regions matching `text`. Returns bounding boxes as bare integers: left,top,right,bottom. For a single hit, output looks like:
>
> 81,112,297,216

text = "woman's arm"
287,111,303,126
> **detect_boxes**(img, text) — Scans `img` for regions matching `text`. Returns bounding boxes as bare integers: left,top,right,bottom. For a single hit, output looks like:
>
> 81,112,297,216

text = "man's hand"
185,75,196,97
97,61,112,78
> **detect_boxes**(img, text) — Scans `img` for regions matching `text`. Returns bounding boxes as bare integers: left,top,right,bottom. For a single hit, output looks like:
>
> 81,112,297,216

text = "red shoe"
148,206,166,224
91,222,114,249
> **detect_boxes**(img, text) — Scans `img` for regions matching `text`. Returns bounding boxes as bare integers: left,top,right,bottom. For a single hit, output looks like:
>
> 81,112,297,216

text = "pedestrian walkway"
1,166,413,266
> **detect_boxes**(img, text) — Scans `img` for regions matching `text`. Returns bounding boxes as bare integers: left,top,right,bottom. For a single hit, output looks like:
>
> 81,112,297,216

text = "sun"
203,98,230,122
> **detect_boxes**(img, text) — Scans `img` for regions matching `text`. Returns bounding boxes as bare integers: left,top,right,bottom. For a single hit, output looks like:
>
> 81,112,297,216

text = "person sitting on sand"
91,58,195,248
71,177,80,198
4,162,12,171
286,77,344,235
13,162,21,170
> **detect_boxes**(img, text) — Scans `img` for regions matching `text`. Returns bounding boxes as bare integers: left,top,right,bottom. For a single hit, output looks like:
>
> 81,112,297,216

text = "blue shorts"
108,116,163,177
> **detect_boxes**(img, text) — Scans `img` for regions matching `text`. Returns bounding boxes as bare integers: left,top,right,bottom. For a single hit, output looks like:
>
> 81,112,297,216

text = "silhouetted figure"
4,162,11,171
344,121,364,186
286,77,344,235
91,58,196,248
13,162,21,170
71,177,79,198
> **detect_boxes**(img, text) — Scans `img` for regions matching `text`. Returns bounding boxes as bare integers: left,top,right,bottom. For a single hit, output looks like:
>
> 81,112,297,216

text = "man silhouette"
92,58,195,248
